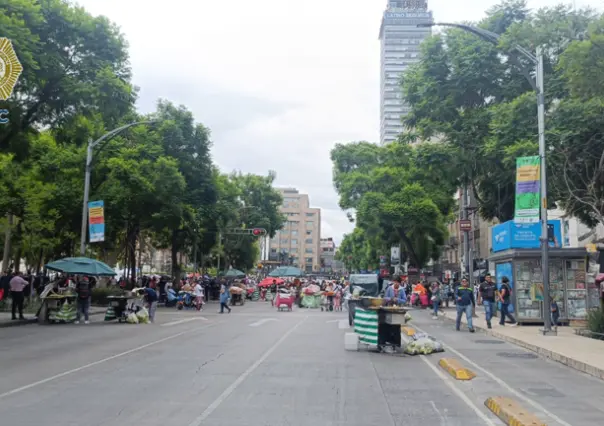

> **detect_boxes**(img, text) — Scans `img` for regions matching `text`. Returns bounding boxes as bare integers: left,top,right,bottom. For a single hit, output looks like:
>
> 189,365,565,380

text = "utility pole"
537,46,552,334
462,185,470,277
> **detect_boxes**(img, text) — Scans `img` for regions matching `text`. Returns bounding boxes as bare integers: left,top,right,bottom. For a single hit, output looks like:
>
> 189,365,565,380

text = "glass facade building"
379,1,433,145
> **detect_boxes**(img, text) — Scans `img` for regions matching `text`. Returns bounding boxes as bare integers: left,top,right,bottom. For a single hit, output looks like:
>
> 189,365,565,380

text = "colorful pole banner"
514,156,540,223
88,200,105,243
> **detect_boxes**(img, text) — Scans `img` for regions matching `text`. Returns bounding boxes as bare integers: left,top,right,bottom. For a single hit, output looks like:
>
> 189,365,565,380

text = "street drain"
475,339,504,344
497,352,538,359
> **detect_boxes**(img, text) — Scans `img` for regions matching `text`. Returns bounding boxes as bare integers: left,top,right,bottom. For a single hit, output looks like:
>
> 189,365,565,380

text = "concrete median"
438,358,476,380
485,396,546,426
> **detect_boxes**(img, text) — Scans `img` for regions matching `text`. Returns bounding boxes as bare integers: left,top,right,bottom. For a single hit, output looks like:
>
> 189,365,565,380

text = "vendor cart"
105,294,140,323
38,293,78,324
354,305,408,353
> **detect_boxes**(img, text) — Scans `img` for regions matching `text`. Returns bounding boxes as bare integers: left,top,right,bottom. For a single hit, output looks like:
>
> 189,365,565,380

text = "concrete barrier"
438,358,476,380
485,396,546,426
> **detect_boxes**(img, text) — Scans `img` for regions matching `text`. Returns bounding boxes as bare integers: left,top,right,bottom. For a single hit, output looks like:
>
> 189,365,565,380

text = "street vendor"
384,277,407,306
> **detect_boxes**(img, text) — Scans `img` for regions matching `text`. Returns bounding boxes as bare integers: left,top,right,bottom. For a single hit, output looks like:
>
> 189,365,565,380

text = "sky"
77,0,597,244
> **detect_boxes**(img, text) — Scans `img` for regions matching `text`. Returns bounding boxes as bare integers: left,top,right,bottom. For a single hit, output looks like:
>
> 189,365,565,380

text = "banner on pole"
88,200,105,243
514,156,540,223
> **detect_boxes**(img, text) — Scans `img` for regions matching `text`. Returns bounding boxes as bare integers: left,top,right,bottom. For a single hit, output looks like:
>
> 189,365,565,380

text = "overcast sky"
78,0,596,244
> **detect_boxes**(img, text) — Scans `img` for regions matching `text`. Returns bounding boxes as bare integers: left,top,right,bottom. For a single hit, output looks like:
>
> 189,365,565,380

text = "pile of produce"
229,286,244,295
403,334,444,356
136,307,150,324
49,301,77,322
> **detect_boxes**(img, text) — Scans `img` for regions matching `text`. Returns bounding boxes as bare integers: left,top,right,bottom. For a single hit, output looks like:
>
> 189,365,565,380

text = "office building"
320,237,336,273
269,188,321,273
379,0,433,144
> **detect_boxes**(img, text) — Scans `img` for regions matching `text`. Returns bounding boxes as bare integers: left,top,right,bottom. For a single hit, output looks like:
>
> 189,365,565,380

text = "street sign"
459,219,472,232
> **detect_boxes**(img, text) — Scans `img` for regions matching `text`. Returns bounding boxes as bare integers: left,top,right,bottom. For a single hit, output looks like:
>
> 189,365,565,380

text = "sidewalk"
439,307,604,381
0,306,106,328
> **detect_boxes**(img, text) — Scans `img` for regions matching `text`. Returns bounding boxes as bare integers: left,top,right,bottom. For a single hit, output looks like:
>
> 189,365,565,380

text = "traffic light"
252,228,267,236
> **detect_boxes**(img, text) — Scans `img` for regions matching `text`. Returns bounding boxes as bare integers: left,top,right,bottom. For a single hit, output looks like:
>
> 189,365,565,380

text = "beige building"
269,188,321,273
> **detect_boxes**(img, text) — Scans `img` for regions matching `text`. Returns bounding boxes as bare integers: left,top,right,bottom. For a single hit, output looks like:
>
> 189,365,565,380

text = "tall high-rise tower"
379,0,433,144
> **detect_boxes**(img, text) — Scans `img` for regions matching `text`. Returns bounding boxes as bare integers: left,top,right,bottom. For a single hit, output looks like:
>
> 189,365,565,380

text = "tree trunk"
171,229,181,281
2,214,13,272
35,248,44,274
13,220,23,273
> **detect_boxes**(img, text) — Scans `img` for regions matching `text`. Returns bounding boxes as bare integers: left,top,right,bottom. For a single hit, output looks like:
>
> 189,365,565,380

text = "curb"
0,309,106,329
442,314,604,381
438,357,476,380
485,396,546,426
0,318,37,328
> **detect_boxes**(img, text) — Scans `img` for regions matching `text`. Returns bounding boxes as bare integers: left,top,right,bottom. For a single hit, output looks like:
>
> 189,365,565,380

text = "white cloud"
77,0,598,244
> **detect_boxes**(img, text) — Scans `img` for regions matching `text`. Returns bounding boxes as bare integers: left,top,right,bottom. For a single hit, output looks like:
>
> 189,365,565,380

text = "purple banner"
516,180,539,194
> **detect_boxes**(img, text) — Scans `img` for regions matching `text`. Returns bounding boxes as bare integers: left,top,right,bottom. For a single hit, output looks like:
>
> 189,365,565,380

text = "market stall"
40,257,116,325
489,247,589,324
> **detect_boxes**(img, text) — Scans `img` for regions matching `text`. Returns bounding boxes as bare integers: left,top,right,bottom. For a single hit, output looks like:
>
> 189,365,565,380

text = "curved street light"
80,121,157,256
419,22,552,333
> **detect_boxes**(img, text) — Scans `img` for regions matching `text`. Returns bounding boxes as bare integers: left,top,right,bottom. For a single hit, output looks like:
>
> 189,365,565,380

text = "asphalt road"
0,302,603,426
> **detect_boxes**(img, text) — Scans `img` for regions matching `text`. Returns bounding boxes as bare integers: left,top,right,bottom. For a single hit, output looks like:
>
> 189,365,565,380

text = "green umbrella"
45,257,116,276
220,269,246,278
268,266,305,277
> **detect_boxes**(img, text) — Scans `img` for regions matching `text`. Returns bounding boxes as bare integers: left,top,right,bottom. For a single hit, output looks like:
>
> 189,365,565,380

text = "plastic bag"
136,307,149,323
404,336,444,355
126,312,139,324
404,313,412,323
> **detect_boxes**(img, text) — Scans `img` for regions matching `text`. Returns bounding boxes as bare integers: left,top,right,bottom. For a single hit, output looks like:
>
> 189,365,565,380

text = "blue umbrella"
45,257,116,276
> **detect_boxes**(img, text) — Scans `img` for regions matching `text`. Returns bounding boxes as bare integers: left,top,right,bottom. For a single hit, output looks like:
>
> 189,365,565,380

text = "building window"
291,230,298,236
306,230,312,235
305,212,314,217
291,239,298,246
305,238,313,244
280,239,288,244
305,221,313,228
305,257,313,263
305,248,313,254
270,248,277,253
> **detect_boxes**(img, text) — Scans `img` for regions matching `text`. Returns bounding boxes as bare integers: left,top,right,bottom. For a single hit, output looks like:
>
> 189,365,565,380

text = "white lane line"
188,315,308,426
325,319,339,323
161,317,208,327
413,324,572,426
430,400,448,426
401,334,496,426
0,322,216,400
249,318,277,327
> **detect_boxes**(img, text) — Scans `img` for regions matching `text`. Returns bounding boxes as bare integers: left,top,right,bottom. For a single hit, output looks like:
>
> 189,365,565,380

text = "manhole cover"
497,352,538,359
475,339,504,344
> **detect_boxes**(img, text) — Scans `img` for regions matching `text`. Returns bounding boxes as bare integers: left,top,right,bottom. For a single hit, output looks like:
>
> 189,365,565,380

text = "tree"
401,0,600,222
331,140,458,268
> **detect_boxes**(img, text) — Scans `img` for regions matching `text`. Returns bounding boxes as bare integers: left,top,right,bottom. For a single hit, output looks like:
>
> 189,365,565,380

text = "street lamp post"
419,23,552,333
80,121,156,256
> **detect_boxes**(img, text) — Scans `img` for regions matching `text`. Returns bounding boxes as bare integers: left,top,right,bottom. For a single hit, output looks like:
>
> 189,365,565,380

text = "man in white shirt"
9,272,28,320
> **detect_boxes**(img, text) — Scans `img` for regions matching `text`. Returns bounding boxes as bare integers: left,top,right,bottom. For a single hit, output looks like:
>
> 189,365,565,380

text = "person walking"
9,271,27,320
479,273,497,329
74,276,91,324
455,278,475,332
430,282,441,319
498,276,517,327
219,282,231,314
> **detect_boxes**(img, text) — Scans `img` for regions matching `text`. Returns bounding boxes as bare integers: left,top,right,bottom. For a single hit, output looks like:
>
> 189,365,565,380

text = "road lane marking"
249,318,277,327
188,315,308,426
401,333,496,425
161,317,208,327
0,322,217,400
325,319,339,323
413,324,572,426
